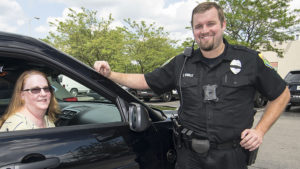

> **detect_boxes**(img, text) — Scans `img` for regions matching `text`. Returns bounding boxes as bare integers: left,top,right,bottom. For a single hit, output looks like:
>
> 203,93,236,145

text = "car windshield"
285,71,300,83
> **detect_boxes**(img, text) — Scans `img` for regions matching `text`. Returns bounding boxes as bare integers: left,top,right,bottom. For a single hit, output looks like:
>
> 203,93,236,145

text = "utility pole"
28,17,40,36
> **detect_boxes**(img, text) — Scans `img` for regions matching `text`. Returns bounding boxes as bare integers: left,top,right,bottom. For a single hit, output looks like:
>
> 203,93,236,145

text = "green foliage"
122,19,178,73
215,0,300,57
42,7,179,73
42,7,126,68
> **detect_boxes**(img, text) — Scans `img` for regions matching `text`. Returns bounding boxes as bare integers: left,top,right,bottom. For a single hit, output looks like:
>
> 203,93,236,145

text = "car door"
0,33,175,169
0,69,138,169
0,123,139,169
0,71,173,169
0,59,174,169
0,69,172,169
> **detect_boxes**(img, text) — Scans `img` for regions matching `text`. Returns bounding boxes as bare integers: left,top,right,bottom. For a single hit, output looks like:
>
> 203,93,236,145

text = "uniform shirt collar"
190,38,235,63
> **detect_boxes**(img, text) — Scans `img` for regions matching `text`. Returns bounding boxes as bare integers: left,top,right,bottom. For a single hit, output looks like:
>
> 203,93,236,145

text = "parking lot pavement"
249,107,300,169
147,99,300,169
145,99,180,108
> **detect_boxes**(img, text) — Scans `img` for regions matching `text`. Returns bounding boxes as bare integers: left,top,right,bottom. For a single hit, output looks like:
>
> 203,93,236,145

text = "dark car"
284,70,300,111
254,91,268,108
0,32,176,169
122,87,179,102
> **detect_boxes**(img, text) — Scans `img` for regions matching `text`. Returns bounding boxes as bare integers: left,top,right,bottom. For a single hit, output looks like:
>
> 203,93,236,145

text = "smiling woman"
0,70,60,131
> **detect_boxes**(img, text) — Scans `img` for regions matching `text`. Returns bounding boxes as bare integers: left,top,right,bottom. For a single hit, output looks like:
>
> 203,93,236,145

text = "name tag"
183,73,194,77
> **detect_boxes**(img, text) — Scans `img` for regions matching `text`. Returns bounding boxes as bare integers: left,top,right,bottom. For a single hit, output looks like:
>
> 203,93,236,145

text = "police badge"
230,59,242,74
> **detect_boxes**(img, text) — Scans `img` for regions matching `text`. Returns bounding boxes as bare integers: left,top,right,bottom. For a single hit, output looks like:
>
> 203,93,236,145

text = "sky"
0,0,299,43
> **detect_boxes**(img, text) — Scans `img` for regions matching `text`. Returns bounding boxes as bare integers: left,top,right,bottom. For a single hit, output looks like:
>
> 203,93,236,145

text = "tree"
122,19,178,73
42,8,126,69
215,0,300,57
42,7,180,73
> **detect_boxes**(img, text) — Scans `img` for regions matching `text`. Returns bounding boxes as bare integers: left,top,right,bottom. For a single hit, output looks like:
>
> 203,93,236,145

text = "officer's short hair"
191,2,225,27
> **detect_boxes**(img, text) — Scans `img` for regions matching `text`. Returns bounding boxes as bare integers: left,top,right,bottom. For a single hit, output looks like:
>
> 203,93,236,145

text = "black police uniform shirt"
145,39,286,144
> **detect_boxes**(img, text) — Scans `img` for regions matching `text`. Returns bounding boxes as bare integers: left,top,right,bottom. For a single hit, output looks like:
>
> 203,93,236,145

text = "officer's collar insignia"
230,59,242,74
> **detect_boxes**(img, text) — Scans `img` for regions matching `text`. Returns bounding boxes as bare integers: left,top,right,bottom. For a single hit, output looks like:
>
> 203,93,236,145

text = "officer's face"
192,7,226,52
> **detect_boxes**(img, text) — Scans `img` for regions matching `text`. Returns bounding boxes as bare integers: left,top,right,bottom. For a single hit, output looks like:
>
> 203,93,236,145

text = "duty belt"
171,117,258,165
179,127,240,149
210,139,240,149
180,136,240,149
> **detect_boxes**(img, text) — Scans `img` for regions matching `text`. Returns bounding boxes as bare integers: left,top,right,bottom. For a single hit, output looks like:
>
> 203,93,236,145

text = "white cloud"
45,0,202,43
94,0,200,42
46,16,61,34
22,0,299,41
35,25,48,33
290,0,300,11
0,23,18,33
17,19,25,26
0,0,26,33
45,7,84,34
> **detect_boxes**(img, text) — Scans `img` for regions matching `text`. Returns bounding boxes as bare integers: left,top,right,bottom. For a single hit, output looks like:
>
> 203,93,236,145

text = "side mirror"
129,102,151,132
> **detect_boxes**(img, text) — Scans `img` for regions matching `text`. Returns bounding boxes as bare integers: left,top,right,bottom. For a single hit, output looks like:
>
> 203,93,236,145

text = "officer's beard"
198,34,215,51
200,43,214,51
200,35,226,53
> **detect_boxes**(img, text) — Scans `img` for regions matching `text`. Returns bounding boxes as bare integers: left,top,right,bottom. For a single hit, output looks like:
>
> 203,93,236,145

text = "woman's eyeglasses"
22,87,52,94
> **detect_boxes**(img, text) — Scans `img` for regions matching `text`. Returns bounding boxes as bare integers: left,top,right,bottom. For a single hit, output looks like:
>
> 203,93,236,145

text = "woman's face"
21,74,51,114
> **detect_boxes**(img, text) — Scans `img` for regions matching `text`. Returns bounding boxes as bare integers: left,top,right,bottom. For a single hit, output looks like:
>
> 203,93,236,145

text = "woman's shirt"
0,112,55,132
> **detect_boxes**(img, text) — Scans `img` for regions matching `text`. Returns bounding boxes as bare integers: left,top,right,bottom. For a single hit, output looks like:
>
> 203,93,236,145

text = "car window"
0,71,15,116
48,77,74,101
55,74,111,103
285,71,300,83
0,61,122,132
50,74,122,126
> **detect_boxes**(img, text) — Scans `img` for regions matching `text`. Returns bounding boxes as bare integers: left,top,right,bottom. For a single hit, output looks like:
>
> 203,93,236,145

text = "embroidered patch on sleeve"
259,53,273,69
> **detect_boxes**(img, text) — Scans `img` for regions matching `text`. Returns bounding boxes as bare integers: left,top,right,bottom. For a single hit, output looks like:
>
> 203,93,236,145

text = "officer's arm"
94,60,150,89
255,86,290,136
240,86,290,151
109,72,150,90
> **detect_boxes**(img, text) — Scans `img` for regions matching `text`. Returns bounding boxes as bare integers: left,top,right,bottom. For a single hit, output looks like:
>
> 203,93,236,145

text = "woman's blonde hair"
0,70,60,126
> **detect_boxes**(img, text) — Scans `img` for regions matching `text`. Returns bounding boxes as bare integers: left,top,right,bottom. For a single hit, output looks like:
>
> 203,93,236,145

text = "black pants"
175,145,248,169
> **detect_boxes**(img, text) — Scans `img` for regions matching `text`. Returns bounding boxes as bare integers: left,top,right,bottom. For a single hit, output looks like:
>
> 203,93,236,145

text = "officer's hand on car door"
94,61,111,77
240,128,263,151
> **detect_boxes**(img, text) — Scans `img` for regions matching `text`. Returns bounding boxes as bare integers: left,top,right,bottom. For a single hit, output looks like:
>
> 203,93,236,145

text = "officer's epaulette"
231,45,259,55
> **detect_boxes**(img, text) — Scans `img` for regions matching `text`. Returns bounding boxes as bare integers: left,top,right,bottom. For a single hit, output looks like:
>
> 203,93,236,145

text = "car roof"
289,70,300,74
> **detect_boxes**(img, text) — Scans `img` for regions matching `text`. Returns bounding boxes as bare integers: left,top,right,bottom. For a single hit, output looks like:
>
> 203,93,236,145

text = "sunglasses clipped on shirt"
22,87,52,94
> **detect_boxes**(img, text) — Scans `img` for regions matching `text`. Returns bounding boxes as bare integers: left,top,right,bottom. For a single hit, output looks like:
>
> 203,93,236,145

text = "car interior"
0,57,123,131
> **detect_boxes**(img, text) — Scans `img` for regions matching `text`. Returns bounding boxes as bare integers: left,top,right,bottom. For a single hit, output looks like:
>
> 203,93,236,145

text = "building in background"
261,36,300,78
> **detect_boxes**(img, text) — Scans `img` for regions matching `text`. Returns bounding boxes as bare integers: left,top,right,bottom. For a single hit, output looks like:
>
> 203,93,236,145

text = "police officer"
94,2,290,169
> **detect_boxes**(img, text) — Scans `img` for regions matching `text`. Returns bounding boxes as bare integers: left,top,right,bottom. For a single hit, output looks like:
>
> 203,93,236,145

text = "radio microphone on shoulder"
183,41,194,58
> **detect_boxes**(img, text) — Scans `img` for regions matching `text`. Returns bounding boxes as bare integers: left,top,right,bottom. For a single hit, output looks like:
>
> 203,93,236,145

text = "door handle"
0,157,60,169
95,130,115,142
96,134,114,142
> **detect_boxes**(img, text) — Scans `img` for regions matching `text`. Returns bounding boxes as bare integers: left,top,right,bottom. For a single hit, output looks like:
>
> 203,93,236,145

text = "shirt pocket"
181,77,198,88
180,77,201,104
222,74,250,88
